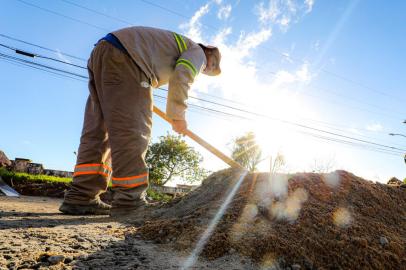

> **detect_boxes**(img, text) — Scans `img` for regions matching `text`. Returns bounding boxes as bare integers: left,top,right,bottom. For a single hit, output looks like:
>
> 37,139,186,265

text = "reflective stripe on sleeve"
173,32,187,54
176,58,198,77
73,163,111,177
112,173,148,188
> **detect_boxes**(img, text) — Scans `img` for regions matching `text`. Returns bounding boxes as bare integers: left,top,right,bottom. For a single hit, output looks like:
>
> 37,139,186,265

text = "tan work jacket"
112,26,206,120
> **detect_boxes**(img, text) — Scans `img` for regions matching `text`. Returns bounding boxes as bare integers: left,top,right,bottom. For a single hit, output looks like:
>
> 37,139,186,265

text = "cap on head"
199,44,221,76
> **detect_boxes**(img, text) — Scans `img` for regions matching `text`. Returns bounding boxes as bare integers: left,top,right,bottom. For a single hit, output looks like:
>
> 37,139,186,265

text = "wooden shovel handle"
153,106,243,169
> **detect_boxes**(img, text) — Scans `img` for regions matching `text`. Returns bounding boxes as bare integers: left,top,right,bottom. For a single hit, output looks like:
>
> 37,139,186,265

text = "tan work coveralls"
64,26,206,207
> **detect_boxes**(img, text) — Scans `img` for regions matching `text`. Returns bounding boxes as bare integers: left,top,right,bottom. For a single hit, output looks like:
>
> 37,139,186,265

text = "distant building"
27,163,44,175
0,150,11,168
13,158,31,173
8,157,73,178
152,183,199,196
43,169,73,178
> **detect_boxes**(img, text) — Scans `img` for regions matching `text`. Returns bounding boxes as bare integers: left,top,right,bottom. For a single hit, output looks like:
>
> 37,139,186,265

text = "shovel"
153,106,243,169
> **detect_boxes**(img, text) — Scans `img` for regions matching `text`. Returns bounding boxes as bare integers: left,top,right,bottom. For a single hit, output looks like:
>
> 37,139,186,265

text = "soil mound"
138,169,406,269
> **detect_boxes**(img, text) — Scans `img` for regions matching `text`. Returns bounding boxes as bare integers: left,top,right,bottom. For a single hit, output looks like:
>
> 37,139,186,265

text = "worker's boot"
109,188,149,218
109,200,146,218
59,199,111,215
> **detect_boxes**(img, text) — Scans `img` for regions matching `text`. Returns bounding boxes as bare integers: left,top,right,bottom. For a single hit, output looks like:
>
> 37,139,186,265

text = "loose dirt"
0,169,405,269
138,169,406,269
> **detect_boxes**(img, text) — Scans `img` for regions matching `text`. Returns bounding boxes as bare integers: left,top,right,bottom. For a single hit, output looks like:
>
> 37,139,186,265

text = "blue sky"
1,0,405,183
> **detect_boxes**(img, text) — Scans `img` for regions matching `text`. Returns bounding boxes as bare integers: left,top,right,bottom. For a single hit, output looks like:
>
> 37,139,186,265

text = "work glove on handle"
172,119,187,135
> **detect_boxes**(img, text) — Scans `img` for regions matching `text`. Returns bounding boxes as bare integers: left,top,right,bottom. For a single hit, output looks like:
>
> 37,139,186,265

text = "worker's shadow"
0,211,111,229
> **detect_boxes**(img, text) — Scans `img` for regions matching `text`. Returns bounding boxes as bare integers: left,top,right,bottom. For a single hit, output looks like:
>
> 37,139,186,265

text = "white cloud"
178,1,317,170
366,123,383,132
217,4,232,20
180,4,210,42
179,1,315,109
257,1,280,25
56,49,71,64
256,0,315,30
304,0,315,13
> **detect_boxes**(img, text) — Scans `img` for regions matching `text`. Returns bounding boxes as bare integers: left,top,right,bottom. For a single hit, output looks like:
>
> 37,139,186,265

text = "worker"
59,26,221,217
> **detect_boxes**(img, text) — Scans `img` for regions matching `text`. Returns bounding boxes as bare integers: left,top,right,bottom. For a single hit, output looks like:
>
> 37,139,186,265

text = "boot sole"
59,203,110,215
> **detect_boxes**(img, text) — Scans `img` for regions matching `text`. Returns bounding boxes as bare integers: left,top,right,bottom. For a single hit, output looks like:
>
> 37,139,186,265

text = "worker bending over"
59,26,221,217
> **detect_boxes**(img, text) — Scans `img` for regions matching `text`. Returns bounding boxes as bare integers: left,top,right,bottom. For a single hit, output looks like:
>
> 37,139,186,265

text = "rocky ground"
0,169,405,269
0,196,255,269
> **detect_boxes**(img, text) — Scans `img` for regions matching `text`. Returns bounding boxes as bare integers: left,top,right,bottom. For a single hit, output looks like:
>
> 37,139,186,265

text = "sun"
245,91,326,171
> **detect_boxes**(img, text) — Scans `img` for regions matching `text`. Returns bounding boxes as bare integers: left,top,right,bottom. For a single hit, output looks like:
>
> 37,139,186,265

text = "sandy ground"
0,196,255,270
1,169,405,270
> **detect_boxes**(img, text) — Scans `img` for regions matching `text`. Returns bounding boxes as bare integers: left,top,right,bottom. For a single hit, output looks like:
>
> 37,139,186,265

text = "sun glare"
248,90,329,172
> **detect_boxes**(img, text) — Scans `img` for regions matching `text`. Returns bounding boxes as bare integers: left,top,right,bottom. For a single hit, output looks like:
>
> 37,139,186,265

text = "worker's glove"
172,120,187,135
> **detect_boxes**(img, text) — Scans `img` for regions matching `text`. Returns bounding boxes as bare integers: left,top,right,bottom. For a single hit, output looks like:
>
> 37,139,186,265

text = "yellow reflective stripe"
173,33,183,53
179,35,187,51
173,32,187,53
176,58,198,77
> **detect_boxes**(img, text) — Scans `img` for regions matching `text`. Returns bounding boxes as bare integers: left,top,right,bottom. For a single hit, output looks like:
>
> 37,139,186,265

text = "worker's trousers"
64,41,152,207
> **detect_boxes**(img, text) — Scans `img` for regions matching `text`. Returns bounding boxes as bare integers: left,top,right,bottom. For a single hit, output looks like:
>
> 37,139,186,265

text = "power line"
1,55,403,156
267,70,405,116
155,97,404,157
0,56,87,82
0,33,86,62
0,53,88,79
1,42,404,153
139,0,405,103
60,0,134,26
5,34,397,121
15,0,109,32
14,1,405,116
2,42,404,152
0,43,86,69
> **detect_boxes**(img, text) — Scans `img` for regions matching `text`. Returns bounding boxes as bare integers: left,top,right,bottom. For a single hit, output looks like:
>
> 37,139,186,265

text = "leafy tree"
145,134,208,186
403,178,406,184
231,132,262,172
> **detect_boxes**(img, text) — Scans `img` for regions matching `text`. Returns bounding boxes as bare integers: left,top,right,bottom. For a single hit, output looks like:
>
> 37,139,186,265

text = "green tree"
231,132,262,172
145,134,208,186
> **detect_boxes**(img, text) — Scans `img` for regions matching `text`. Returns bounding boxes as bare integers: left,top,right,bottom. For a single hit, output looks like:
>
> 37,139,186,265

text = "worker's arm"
167,46,206,127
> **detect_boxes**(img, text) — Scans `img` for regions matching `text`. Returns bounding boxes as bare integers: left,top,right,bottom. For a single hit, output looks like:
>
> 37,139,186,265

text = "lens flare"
269,174,288,199
333,207,352,227
271,188,308,222
260,252,278,269
181,170,249,270
323,171,341,188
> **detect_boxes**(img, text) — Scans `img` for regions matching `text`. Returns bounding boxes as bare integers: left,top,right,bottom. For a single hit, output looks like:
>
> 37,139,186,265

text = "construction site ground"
0,169,405,269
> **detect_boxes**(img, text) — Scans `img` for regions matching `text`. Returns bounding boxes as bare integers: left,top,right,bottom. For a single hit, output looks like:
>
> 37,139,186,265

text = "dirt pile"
137,169,406,269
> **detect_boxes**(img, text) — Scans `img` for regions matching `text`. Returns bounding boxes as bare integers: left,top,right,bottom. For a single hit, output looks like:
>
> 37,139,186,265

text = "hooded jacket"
112,26,206,120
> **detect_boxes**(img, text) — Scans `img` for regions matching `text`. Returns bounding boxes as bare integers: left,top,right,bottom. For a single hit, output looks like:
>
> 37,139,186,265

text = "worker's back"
112,26,205,88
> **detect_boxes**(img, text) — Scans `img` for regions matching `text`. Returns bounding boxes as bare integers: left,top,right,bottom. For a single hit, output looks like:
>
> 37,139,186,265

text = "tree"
270,152,285,174
310,156,336,173
145,134,208,186
231,132,262,172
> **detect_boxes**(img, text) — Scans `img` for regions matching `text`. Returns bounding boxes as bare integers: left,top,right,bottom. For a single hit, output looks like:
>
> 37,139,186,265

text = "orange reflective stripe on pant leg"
73,163,112,177
111,173,148,188
75,163,112,171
